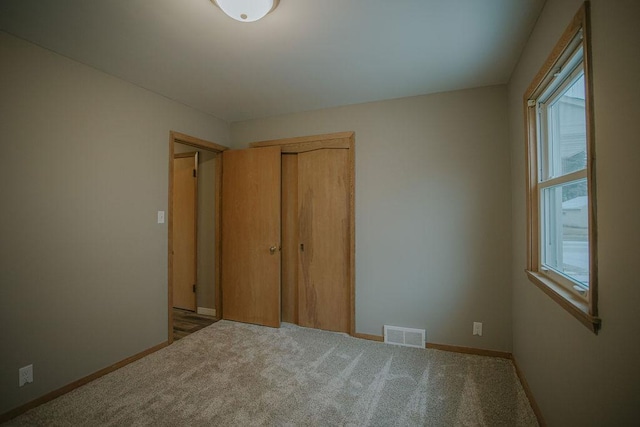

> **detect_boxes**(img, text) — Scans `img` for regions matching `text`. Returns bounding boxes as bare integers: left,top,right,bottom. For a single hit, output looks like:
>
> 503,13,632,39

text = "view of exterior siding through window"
542,73,589,287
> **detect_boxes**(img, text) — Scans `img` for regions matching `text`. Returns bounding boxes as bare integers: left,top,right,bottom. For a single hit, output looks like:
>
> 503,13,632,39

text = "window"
524,2,600,332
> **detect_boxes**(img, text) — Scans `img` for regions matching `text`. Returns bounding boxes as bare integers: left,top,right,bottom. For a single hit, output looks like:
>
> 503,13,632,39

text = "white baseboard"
197,307,216,317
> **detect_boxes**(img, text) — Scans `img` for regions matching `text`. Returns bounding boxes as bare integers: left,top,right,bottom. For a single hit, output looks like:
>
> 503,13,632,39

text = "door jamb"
168,131,228,344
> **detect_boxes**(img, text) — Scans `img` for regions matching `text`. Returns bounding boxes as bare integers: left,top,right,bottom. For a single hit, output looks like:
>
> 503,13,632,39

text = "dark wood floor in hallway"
173,308,218,341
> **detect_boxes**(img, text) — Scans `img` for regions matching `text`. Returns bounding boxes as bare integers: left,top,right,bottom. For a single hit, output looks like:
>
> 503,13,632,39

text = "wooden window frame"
523,2,600,333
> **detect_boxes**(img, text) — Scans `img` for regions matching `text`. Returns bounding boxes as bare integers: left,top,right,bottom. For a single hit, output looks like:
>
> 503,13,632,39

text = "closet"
221,132,355,334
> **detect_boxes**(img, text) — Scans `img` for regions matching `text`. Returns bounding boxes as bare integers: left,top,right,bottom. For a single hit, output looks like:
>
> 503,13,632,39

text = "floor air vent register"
383,325,426,348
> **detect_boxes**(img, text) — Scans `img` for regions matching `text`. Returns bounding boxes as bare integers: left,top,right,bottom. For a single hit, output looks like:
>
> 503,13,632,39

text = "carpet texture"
6,321,538,426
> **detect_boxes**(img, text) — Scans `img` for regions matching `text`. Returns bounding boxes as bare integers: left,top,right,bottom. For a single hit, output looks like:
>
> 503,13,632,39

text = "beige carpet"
6,320,538,426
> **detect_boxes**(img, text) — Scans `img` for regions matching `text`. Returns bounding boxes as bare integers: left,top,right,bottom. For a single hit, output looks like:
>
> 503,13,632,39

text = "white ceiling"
0,0,545,122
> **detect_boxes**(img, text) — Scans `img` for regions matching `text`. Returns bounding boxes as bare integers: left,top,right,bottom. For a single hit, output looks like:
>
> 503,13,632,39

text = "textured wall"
507,0,640,424
0,32,229,414
231,85,513,353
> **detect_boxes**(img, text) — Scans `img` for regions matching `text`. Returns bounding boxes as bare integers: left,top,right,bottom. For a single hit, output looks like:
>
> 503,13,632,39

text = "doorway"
168,131,228,344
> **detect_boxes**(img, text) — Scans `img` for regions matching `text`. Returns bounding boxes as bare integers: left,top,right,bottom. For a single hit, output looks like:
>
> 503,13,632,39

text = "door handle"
270,246,277,255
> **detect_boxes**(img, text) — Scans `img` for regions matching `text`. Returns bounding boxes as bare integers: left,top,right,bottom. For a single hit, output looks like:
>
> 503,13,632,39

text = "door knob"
269,246,277,255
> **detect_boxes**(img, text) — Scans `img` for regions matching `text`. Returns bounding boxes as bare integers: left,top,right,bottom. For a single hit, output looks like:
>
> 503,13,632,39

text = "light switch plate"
19,365,33,387
157,211,165,224
473,322,483,336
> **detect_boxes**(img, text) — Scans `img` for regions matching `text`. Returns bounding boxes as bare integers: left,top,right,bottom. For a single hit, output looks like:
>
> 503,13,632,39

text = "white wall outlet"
19,365,33,387
473,322,483,336
157,210,165,224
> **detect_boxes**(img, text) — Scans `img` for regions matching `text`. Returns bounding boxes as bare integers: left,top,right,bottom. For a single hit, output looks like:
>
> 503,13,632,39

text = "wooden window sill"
525,270,601,334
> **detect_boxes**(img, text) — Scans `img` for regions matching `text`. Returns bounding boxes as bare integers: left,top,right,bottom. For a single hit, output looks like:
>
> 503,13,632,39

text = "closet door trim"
250,132,353,149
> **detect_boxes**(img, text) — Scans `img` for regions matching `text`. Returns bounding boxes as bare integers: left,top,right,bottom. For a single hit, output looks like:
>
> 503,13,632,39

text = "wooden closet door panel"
221,147,281,328
298,149,350,333
281,154,298,324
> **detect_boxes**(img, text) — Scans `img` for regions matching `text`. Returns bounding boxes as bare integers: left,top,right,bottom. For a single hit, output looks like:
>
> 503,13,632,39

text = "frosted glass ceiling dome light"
212,0,279,23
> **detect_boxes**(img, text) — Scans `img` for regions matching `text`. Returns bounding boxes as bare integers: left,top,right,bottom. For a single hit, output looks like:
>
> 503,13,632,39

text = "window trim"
524,2,600,333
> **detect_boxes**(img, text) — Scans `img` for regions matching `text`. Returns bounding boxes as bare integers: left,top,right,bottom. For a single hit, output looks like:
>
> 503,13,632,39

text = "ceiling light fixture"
212,0,279,23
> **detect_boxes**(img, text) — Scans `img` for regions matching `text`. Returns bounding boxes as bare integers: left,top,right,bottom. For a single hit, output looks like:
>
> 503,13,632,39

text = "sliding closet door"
298,149,350,333
221,147,281,328
281,154,299,324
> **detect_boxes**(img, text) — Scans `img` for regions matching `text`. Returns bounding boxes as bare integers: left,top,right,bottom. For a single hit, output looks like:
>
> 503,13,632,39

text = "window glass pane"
541,179,589,287
547,73,587,177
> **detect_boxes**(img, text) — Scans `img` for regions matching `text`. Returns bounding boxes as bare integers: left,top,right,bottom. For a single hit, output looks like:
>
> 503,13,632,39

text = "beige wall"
231,85,513,352
0,32,229,414
507,0,640,424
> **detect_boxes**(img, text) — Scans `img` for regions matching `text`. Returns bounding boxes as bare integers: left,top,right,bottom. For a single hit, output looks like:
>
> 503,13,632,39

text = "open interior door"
172,152,198,311
221,146,281,328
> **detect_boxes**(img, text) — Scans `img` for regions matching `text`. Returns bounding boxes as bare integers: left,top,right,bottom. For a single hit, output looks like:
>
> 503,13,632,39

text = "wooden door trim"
168,131,228,344
250,131,356,336
249,131,354,149
174,151,198,159
254,139,350,153
173,131,229,152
